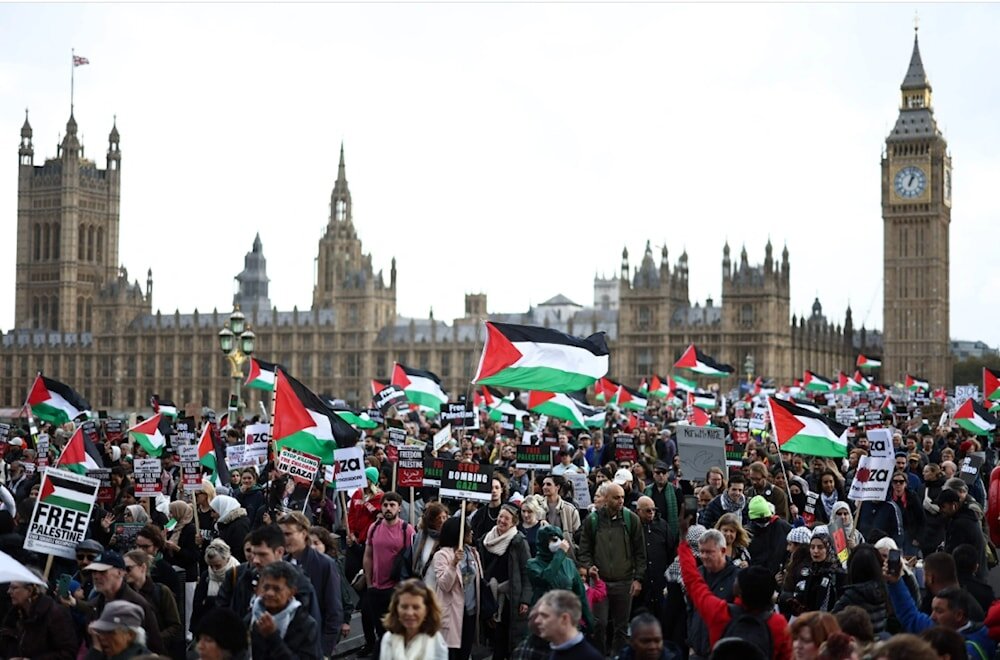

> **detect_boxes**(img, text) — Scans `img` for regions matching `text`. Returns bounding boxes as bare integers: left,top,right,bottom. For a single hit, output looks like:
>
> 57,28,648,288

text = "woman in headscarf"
517,495,549,558
830,502,864,549
194,479,218,574
778,526,815,616
477,504,530,660
209,495,250,563
163,500,198,638
525,526,593,632
789,529,846,614
124,504,149,525
191,538,241,632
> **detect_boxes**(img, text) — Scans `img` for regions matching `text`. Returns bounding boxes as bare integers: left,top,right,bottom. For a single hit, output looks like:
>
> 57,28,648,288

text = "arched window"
85,299,93,332
33,225,41,260
32,297,40,329
87,226,95,261
51,294,59,331
77,297,85,329
740,304,754,326
53,223,60,259
78,225,86,260
96,227,103,263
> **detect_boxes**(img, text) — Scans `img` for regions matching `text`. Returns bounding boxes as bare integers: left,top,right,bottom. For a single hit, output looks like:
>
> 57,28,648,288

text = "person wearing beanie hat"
786,526,812,547
787,526,845,614
746,495,793,577
365,466,379,486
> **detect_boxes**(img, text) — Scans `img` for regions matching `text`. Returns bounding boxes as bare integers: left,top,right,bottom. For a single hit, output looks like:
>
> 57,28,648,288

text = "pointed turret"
20,110,32,140
620,246,629,281
330,141,352,223
18,109,33,165
253,232,263,253
889,26,938,141
765,238,773,272
901,30,931,91
146,268,153,301
61,112,80,157
107,116,121,170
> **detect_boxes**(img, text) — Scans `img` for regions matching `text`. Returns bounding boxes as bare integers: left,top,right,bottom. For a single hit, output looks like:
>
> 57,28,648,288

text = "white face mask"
548,540,563,553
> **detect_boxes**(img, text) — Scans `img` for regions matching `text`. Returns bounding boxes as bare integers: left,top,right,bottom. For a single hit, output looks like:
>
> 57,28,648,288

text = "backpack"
587,508,637,539
721,604,773,659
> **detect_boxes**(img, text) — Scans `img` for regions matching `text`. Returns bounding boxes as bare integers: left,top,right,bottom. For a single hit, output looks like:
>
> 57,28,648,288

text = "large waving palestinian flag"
954,399,997,436
906,375,929,392
473,322,609,392
392,363,448,414
803,371,834,392
688,390,717,410
594,377,620,403
528,391,588,429
27,375,90,425
129,414,166,457
767,396,848,458
274,370,360,464
984,368,1000,405
55,427,104,475
856,354,882,370
246,357,281,391
198,423,231,486
328,402,379,430
150,395,178,420
674,345,734,377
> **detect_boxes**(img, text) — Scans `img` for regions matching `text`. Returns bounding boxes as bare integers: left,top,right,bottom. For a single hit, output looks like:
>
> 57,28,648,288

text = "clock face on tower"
894,165,927,199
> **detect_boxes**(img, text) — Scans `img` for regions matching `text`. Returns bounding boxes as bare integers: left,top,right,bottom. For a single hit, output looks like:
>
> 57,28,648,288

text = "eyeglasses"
653,470,667,475
76,554,97,561
892,480,906,484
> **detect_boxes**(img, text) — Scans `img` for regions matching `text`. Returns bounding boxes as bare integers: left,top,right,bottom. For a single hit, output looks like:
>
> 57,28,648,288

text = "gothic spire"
901,28,931,91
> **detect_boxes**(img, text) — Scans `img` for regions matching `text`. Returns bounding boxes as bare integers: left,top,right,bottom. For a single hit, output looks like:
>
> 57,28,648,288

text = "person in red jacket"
678,531,792,660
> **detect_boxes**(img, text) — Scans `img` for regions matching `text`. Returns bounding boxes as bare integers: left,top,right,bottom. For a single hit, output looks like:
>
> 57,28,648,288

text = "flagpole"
23,373,42,451
70,49,75,114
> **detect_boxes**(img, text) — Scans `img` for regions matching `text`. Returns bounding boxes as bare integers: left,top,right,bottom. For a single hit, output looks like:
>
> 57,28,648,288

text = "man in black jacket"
279,511,345,656
217,525,324,627
635,496,669,621
746,495,792,577
939,488,988,580
249,560,321,660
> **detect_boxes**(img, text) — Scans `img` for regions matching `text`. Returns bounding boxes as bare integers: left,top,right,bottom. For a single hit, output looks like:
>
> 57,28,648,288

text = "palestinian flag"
984,368,1000,403
906,375,929,392
371,379,390,396
27,375,90,425
594,377,620,403
674,344,734,377
274,370,360,464
129,414,166,457
218,412,230,431
689,390,717,410
392,363,448,413
881,395,894,413
473,322,610,392
856,354,882,370
54,427,104,475
528,391,588,429
649,375,669,398
329,403,379,430
690,406,711,427
803,371,834,392
614,384,648,411
245,358,280,391
574,400,606,428
39,471,95,514
150,395,178,419
637,378,649,396
197,423,230,486
835,372,866,394
767,396,848,458
853,371,874,391
483,391,527,429
954,399,997,436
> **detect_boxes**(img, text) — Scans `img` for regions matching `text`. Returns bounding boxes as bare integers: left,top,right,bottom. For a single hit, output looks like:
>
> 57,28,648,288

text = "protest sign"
178,445,203,492
565,472,592,510
86,468,114,505
23,463,35,476
81,421,100,447
103,419,124,443
405,437,428,450
423,457,446,487
848,428,895,501
243,442,268,466
36,433,49,469
439,460,494,502
398,447,425,488
499,414,516,434
387,426,407,447
675,426,726,479
244,423,270,446
24,469,100,560
961,452,986,486
113,522,145,552
835,408,857,426
0,423,9,444
614,434,638,463
174,417,197,445
515,444,555,471
955,385,979,407
440,402,479,429
749,406,768,431
277,449,321,486
802,491,820,526
433,425,452,452
731,417,750,444
365,408,384,425
332,446,365,492
373,385,407,413
134,458,163,497
225,445,247,469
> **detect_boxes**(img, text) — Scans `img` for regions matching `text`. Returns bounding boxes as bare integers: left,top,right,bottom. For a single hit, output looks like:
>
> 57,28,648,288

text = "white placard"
24,469,100,560
244,423,271,446
332,446,366,492
433,425,452,452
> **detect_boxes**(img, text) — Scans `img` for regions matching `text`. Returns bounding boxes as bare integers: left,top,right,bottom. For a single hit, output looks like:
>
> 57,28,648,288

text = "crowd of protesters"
0,388,998,660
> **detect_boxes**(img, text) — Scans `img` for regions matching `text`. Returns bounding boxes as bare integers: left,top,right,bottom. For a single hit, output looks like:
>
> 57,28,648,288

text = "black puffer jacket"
832,579,888,634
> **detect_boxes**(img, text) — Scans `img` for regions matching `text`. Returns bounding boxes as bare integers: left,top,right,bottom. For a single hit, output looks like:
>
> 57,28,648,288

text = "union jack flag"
73,55,89,66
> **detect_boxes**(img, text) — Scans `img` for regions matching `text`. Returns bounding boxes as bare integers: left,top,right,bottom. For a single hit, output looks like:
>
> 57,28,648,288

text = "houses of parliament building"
4,32,952,414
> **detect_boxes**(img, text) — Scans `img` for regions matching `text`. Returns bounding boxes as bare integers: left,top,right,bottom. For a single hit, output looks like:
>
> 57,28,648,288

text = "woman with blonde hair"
518,495,549,557
715,512,751,568
380,579,448,660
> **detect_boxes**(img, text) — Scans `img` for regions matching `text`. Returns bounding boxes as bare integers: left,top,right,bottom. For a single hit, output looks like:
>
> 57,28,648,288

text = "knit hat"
786,526,812,545
748,495,772,520
365,467,379,485
686,524,707,557
811,525,829,538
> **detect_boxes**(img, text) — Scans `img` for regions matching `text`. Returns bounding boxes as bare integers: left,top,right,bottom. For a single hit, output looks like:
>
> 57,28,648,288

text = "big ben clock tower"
882,27,952,388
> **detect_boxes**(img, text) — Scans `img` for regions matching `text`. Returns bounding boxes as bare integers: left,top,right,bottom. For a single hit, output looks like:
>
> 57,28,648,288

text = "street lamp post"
218,306,255,419
744,354,755,385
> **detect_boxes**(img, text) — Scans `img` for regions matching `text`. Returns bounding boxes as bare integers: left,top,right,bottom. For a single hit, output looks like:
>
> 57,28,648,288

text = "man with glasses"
70,549,166,654
745,461,789,521
643,461,682,561
73,539,104,597
635,495,669,622
134,525,182,608
541,475,581,541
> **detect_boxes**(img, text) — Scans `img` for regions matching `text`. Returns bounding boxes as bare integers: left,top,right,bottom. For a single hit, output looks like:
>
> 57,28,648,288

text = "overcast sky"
2,4,998,346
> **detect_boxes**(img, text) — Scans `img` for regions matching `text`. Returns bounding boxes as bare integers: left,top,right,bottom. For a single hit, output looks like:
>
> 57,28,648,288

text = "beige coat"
432,546,482,649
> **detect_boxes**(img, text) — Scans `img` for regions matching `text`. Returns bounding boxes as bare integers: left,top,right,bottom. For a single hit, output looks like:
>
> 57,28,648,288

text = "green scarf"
645,482,679,542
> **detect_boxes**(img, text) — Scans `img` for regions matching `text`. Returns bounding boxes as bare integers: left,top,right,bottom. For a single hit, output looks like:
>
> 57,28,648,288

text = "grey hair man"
686,529,738,660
